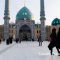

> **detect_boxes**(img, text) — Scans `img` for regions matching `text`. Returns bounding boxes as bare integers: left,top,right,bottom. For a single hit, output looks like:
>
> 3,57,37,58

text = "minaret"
4,0,10,40
40,0,46,41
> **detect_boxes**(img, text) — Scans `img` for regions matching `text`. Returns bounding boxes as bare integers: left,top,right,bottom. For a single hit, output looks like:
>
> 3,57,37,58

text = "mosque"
3,6,41,41
0,0,60,41
1,0,46,41
16,6,36,41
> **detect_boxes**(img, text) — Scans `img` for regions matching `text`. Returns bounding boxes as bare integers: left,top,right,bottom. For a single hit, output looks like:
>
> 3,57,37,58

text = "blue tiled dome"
52,18,60,26
16,6,32,20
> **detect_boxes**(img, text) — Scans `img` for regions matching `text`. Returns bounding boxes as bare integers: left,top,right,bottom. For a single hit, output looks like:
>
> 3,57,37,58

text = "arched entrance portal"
19,25,31,41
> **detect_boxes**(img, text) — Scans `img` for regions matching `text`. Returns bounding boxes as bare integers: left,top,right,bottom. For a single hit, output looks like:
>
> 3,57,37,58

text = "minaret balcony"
4,16,10,20
40,16,46,20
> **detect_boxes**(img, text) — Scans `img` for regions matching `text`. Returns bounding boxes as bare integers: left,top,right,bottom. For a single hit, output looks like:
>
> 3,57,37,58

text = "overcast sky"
0,0,60,25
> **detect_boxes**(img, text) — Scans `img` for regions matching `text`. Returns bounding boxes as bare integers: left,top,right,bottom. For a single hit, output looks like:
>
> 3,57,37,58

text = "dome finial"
24,0,26,7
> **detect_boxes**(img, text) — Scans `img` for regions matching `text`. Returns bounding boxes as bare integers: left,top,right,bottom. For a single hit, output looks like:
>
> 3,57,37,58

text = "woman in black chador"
48,28,56,55
56,27,60,55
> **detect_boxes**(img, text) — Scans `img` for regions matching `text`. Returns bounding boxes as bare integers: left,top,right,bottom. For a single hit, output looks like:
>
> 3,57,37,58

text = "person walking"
56,27,60,56
48,28,56,55
0,39,1,44
38,34,42,46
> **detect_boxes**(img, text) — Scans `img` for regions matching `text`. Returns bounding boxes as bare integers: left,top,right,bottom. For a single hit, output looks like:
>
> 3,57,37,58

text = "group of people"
6,37,21,45
6,36,13,45
48,27,60,56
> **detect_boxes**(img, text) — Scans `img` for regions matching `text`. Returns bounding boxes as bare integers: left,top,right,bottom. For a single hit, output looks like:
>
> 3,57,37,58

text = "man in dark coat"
6,38,9,45
38,34,42,46
0,39,1,44
9,36,13,44
15,38,19,43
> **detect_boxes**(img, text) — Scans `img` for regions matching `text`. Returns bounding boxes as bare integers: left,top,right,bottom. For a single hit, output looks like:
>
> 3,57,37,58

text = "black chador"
48,28,56,55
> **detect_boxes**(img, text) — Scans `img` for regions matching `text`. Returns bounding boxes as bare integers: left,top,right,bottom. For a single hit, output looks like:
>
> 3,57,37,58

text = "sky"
0,0,60,25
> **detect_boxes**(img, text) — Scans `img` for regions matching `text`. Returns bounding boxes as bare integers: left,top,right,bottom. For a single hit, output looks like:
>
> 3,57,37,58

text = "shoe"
51,53,54,55
58,54,60,56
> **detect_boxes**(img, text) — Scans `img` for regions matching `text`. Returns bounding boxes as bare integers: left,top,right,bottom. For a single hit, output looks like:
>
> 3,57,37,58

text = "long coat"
56,31,60,48
48,32,56,50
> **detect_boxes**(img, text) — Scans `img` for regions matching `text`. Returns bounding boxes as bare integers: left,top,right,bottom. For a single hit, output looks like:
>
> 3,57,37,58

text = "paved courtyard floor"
0,41,60,60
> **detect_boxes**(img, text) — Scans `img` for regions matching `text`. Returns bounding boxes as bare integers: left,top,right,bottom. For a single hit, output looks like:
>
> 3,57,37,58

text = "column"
4,0,10,40
40,0,46,41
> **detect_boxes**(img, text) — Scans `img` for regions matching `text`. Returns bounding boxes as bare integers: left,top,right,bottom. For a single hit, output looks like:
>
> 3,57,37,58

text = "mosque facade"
3,5,41,41
0,0,47,41
2,0,60,41
16,7,35,41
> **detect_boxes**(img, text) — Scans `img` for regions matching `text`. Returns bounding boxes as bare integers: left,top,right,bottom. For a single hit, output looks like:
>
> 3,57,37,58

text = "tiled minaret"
4,0,10,40
40,0,46,41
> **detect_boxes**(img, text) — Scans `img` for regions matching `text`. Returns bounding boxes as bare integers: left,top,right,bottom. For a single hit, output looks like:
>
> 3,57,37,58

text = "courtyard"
0,41,60,60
